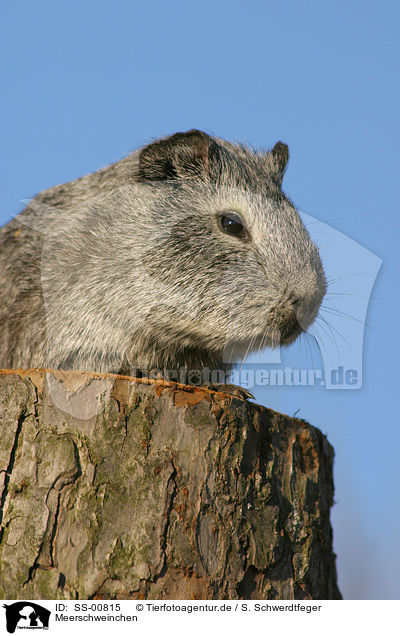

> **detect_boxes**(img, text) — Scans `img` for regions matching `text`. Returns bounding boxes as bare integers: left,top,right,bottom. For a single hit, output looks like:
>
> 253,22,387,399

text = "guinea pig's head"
137,129,326,359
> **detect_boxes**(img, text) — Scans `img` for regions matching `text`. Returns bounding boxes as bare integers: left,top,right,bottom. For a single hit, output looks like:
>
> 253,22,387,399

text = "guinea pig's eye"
218,211,247,240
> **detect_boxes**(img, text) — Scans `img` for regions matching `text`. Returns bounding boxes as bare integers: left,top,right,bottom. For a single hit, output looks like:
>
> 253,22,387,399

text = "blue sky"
1,0,399,599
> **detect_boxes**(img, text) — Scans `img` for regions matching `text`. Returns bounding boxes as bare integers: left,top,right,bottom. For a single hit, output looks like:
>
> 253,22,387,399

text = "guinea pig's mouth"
278,315,303,345
279,321,303,344
268,305,304,346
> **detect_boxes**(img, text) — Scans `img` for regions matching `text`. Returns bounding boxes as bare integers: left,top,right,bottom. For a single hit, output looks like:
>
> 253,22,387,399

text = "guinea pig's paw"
201,383,254,401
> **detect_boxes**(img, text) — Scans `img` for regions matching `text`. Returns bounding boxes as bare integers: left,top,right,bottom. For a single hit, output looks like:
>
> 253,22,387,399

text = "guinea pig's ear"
138,129,216,181
270,141,289,185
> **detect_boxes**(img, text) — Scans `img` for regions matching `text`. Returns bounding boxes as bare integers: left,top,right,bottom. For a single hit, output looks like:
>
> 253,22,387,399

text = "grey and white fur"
0,129,326,381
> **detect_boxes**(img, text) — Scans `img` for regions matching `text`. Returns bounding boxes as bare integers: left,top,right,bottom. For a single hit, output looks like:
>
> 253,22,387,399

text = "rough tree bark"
0,369,341,600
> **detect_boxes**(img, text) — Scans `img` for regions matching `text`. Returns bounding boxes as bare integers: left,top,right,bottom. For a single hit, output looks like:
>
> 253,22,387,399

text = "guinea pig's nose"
290,291,323,330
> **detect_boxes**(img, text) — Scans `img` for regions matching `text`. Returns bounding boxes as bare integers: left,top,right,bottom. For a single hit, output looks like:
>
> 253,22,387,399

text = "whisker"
260,326,272,351
326,272,374,287
309,323,342,367
311,320,339,364
238,334,257,372
303,330,317,368
317,315,357,359
325,291,381,300
320,305,372,329
299,331,312,368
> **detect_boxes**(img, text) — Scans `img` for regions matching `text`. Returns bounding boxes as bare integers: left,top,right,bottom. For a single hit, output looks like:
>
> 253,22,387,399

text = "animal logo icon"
2,602,50,633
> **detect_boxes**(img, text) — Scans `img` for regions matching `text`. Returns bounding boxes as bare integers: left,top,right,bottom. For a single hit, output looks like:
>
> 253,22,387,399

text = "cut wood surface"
0,369,341,600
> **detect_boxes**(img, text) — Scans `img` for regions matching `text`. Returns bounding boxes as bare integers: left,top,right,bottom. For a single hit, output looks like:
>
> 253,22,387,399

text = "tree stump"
0,369,341,600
